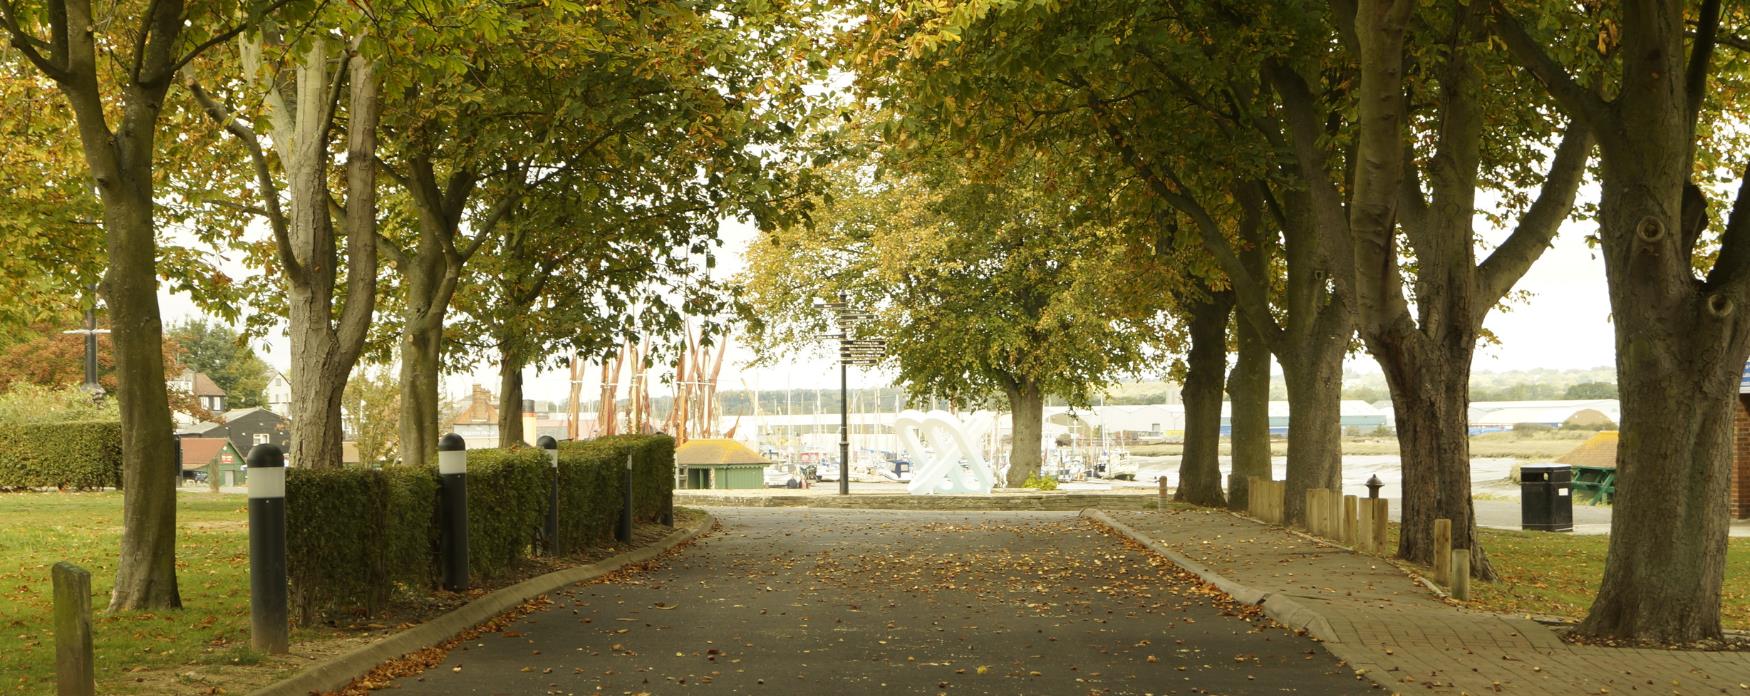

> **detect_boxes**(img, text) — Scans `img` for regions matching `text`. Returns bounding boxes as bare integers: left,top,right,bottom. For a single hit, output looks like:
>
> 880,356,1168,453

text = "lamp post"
817,295,884,496
61,284,109,399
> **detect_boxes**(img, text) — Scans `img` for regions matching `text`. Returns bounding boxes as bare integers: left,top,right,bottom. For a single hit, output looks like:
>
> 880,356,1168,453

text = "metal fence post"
538,435,559,554
439,433,469,591
246,444,289,654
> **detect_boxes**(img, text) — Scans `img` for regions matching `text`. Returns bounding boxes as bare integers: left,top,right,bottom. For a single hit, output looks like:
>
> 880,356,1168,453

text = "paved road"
391,509,1373,695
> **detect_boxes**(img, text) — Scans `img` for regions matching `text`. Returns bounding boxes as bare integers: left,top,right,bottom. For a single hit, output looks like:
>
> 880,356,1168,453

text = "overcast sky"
159,187,1617,405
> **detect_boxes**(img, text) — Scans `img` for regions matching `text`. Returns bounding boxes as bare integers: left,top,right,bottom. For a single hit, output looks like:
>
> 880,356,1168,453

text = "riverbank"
1127,429,1595,461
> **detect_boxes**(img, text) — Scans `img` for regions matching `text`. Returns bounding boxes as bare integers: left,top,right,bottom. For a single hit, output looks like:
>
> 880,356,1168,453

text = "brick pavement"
1099,507,1750,695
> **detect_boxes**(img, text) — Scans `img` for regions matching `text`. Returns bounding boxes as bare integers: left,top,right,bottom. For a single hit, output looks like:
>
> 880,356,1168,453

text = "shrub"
0,384,119,425
0,420,122,490
1512,422,1555,434
1022,473,1059,491
285,466,440,622
280,434,674,622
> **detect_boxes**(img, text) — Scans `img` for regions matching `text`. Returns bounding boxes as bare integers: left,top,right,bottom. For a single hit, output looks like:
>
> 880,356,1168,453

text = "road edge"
248,512,716,696
1079,509,1338,643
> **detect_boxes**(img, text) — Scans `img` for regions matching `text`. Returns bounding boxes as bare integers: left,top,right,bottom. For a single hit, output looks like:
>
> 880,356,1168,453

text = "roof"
1557,431,1618,469
222,407,279,423
455,384,498,425
178,437,235,471
177,421,225,436
675,438,769,466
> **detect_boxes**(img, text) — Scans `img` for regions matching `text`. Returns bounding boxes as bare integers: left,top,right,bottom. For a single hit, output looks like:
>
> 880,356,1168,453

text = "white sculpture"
894,409,996,495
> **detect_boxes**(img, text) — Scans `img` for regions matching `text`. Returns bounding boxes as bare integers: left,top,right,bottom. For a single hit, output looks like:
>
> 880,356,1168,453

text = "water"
1131,454,1531,498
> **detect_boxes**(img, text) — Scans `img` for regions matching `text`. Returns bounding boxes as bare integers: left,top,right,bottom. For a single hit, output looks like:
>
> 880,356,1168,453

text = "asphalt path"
389,509,1373,695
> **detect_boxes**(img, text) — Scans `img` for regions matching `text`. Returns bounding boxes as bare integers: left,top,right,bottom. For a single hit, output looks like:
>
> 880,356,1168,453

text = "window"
253,433,269,446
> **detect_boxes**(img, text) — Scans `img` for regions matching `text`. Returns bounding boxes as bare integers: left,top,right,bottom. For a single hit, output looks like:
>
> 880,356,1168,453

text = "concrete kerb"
249,512,715,696
1079,509,1339,644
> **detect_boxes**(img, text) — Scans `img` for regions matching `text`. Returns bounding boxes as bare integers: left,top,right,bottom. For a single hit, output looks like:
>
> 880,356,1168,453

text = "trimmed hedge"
283,434,673,622
0,420,122,490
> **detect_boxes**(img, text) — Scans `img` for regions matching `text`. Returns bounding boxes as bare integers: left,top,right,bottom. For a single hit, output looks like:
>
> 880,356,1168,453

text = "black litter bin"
1520,464,1574,532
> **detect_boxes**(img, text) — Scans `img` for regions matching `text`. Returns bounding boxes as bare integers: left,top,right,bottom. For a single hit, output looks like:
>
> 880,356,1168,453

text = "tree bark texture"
398,314,445,468
1226,212,1274,511
497,349,525,447
1494,0,1740,642
1176,288,1232,507
1004,381,1045,487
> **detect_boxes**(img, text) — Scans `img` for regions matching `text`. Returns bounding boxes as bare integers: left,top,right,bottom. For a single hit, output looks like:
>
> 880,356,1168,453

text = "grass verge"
0,490,700,695
1466,527,1750,631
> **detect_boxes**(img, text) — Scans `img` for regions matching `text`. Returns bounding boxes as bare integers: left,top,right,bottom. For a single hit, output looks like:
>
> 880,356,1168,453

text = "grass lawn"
1463,528,1750,630
0,490,266,695
0,490,703,695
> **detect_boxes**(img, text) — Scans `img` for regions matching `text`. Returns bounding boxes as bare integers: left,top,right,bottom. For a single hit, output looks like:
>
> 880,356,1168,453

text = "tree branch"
1686,0,1722,134
1706,160,1750,293
0,0,70,81
1488,0,1615,135
143,0,299,87
187,80,297,279
1474,124,1592,317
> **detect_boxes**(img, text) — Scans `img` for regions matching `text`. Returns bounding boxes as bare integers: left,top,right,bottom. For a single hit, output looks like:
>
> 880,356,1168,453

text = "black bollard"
538,435,559,554
246,444,289,654
616,452,634,544
438,433,469,591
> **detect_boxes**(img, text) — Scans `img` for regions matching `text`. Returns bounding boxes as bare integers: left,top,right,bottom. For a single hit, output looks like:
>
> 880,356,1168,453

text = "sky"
158,186,1618,406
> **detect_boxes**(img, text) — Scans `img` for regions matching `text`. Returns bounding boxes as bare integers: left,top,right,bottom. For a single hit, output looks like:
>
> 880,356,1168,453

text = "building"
178,407,291,464
451,384,501,450
178,437,246,486
169,370,228,413
264,369,292,417
675,438,768,490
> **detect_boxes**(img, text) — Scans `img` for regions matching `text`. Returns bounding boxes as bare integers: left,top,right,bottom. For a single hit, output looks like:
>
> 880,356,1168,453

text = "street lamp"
61,283,109,400
816,294,885,496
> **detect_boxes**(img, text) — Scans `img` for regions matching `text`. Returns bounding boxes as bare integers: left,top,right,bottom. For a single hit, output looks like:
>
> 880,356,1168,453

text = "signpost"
818,296,886,496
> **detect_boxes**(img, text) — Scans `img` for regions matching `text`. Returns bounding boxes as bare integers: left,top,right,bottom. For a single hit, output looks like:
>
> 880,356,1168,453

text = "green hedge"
282,434,674,622
0,420,122,490
285,467,438,622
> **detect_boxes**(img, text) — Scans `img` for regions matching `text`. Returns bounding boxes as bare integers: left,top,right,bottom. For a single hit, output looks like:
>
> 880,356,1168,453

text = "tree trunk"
1004,381,1044,487
1375,336,1496,579
1577,162,1735,643
398,319,443,467
1279,343,1343,526
103,191,182,612
1226,304,1271,510
1177,289,1231,507
497,349,525,447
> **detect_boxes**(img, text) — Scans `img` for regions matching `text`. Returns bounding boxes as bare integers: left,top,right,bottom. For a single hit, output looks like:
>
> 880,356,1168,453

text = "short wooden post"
1305,489,1319,533
53,561,94,696
1273,481,1284,525
1356,501,1374,553
1433,518,1453,587
1158,475,1168,510
1327,491,1342,539
1343,495,1358,546
1451,549,1471,600
1371,499,1389,552
1246,477,1259,517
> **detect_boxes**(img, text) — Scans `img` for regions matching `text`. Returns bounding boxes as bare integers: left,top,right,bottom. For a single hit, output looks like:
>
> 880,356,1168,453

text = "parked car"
764,462,804,488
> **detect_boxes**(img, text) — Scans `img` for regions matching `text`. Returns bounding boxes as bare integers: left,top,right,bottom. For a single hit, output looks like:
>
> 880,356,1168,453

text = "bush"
285,466,440,622
281,434,675,622
1022,473,1059,491
0,384,118,425
0,420,122,490
1512,422,1555,434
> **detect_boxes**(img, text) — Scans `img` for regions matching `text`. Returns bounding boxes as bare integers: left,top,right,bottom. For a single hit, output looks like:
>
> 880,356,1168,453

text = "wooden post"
1451,549,1471,600
1158,475,1168,510
1305,489,1320,534
1343,495,1358,546
1328,491,1342,539
1371,499,1389,552
53,561,94,696
1247,477,1259,517
1433,518,1453,586
1356,500,1374,553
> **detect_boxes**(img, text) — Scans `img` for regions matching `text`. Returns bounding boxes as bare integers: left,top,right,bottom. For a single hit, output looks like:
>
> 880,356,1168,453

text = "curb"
1080,509,1338,644
249,513,715,696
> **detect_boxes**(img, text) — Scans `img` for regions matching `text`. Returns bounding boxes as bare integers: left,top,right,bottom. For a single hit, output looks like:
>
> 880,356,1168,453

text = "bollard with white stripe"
538,435,560,554
438,433,469,591
246,444,289,654
616,452,634,544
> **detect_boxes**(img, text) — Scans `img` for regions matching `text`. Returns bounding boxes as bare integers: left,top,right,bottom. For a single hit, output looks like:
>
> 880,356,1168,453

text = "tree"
376,0,811,468
1564,381,1618,400
0,0,292,610
342,363,400,466
743,154,1180,486
1492,0,1750,643
0,64,100,343
166,319,272,408
188,16,383,469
